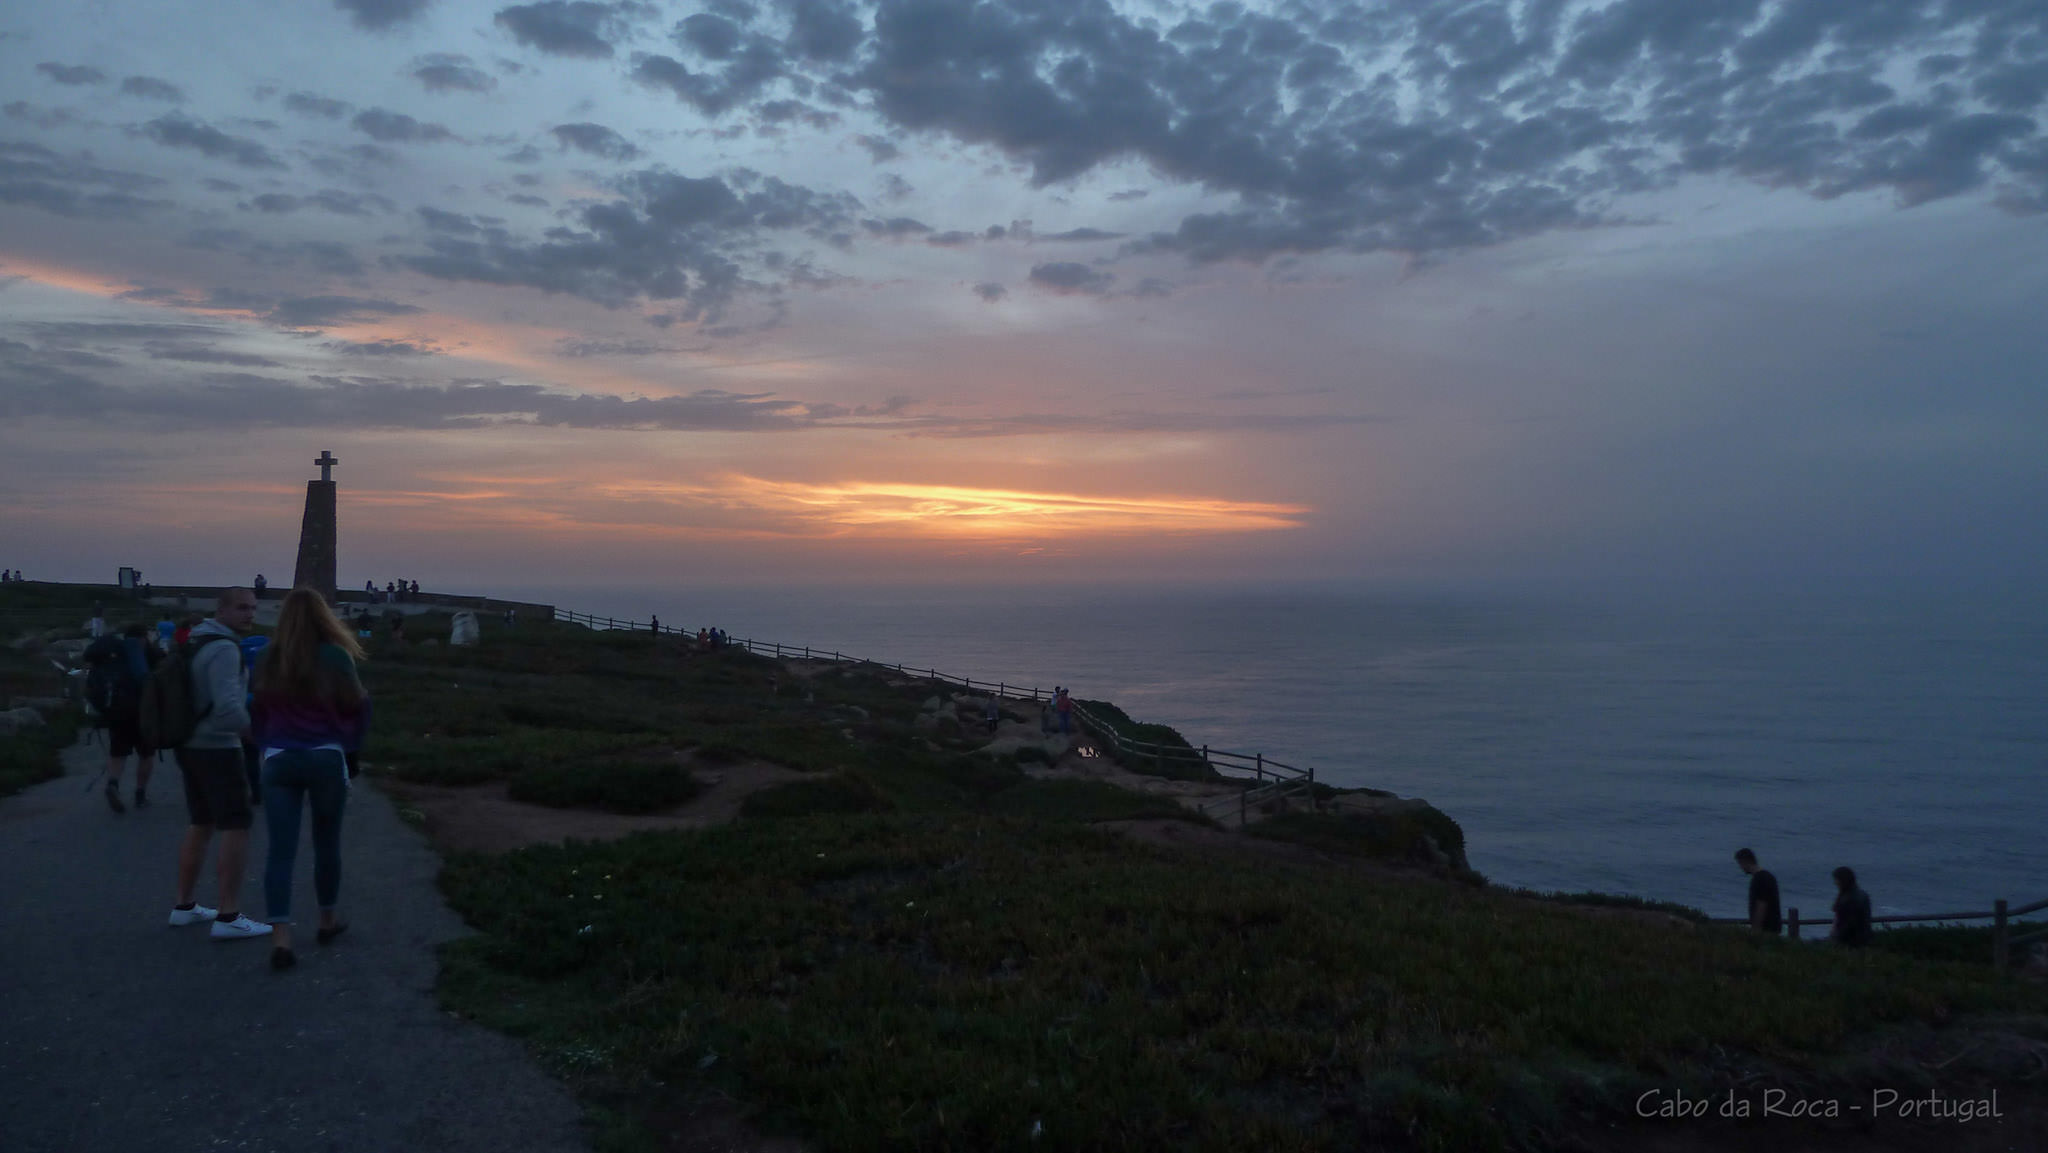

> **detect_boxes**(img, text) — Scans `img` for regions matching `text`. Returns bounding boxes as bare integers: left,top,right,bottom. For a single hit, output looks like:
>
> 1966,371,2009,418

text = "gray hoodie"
184,619,250,749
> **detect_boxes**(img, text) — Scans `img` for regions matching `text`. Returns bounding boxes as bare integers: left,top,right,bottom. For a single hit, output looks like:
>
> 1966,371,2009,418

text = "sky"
2,0,2046,595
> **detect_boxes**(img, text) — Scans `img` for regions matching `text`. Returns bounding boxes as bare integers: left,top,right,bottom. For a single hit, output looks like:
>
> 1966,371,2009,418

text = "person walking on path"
85,624,162,812
1734,848,1781,935
170,587,270,941
252,588,371,972
1830,866,1873,947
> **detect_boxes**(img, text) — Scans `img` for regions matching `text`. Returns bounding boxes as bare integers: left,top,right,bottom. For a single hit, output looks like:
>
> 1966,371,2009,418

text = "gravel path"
0,740,588,1153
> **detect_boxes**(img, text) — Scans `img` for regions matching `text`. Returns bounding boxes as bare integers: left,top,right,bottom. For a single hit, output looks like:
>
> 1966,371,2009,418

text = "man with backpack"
85,624,162,812
152,588,270,940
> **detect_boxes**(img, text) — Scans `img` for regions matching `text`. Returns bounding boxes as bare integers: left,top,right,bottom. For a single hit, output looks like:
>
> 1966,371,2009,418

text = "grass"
509,753,707,814
0,708,79,798
1250,807,1469,871
439,815,2048,1153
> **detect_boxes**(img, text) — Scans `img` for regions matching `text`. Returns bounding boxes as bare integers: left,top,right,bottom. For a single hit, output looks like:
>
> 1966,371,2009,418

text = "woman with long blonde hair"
251,587,372,972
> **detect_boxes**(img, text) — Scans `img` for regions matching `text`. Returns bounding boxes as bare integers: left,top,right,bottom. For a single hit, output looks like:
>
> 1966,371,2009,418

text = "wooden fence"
552,607,1316,822
1712,896,2048,972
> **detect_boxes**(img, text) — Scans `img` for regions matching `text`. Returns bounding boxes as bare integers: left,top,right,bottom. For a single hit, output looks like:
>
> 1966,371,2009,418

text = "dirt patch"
379,758,807,854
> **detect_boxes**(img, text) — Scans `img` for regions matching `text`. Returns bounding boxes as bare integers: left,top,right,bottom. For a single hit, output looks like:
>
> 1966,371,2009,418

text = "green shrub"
1505,889,1711,924
1073,699,1219,782
1012,745,1050,765
0,707,79,798
987,779,1210,824
1250,806,1468,869
508,756,705,813
740,773,894,819
1865,921,2048,965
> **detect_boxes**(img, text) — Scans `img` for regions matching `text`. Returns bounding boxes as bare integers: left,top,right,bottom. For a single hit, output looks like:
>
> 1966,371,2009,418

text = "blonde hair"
258,587,365,702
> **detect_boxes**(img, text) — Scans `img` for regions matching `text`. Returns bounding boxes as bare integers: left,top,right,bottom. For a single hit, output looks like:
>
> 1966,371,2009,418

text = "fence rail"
1712,896,2047,973
552,606,1316,822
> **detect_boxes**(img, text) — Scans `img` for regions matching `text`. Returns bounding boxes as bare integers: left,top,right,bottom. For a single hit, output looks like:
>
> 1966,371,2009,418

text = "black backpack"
138,635,234,750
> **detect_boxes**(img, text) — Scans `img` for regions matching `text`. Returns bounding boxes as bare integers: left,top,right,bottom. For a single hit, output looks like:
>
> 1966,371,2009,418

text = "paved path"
0,741,588,1153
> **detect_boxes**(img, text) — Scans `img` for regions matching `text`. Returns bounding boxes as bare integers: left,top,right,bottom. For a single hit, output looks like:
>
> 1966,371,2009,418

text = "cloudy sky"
3,0,2045,593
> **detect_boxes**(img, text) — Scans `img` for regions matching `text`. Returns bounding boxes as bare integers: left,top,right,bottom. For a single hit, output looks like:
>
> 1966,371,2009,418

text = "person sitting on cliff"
253,574,268,596
1829,866,1873,947
408,579,419,599
1734,848,1781,935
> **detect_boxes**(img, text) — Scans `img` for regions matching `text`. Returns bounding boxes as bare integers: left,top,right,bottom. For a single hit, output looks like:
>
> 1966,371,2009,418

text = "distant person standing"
156,615,177,653
650,614,661,635
1054,687,1073,735
84,624,161,812
1830,867,1873,947
253,589,371,972
984,696,1001,734
409,579,419,599
253,573,268,596
88,602,106,638
168,587,270,941
1733,848,1781,935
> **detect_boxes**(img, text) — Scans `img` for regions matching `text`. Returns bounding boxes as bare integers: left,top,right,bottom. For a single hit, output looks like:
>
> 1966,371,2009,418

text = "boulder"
0,707,45,736
921,695,943,712
449,611,480,646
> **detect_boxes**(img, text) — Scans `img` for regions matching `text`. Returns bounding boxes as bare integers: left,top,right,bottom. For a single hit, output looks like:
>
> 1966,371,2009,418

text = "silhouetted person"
1830,866,1872,947
1734,848,1781,935
651,614,660,635
253,573,268,596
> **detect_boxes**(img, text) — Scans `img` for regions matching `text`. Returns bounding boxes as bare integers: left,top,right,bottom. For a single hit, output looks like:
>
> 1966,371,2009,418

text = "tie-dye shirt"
250,643,371,752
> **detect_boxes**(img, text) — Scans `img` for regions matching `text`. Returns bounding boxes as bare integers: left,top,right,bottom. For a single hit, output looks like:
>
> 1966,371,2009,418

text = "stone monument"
291,450,339,600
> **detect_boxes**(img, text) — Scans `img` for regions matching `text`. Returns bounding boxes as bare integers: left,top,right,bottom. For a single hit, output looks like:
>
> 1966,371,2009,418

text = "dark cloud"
784,0,862,62
418,205,480,232
146,344,283,367
413,53,499,93
506,192,549,206
972,281,1006,302
138,114,287,169
119,76,185,102
1108,188,1148,201
861,215,930,238
755,99,836,128
699,0,2048,263
926,230,976,246
284,92,353,120
495,2,638,59
1028,261,1113,294
351,108,457,143
35,63,105,86
267,295,424,328
1041,228,1124,242
242,188,392,216
854,133,900,162
335,0,432,30
5,101,83,130
326,339,438,356
0,140,173,218
396,166,859,321
552,121,642,160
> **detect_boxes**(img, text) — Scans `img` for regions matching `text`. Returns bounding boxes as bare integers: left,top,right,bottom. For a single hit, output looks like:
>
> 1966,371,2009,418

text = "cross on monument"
316,450,339,482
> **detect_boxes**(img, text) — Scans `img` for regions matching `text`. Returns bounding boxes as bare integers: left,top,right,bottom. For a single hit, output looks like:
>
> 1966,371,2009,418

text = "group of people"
0,568,24,582
85,586,373,972
1734,848,1873,946
695,626,729,648
368,579,421,603
1039,686,1075,734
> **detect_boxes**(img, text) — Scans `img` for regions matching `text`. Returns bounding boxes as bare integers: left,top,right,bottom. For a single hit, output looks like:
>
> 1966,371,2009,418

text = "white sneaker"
209,914,272,940
168,904,219,927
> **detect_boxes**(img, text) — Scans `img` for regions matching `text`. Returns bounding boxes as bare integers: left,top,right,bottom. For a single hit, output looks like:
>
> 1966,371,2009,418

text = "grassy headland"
5,585,2044,1150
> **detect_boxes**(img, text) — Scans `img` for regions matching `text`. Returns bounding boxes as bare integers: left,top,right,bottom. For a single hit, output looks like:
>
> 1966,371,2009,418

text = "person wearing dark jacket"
84,624,161,812
251,588,371,972
1830,866,1873,947
1734,848,1781,935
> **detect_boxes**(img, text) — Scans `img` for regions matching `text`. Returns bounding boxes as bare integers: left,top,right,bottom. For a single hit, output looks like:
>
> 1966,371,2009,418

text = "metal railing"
551,607,1317,822
1712,896,2048,972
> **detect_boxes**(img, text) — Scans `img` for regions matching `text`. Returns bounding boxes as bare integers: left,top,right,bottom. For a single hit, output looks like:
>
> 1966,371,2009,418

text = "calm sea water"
495,583,2048,921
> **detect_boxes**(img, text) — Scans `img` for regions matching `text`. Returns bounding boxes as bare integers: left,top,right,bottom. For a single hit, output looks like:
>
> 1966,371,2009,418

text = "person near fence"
169,587,270,941
984,696,1001,734
1055,687,1073,735
252,587,371,972
1829,867,1873,947
85,623,162,812
1734,848,1781,935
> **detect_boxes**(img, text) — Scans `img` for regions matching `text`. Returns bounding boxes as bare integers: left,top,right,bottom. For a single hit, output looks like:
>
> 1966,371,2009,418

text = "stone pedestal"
292,479,337,599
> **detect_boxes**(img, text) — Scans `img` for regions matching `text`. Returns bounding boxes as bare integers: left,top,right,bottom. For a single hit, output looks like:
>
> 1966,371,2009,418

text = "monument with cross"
290,450,340,600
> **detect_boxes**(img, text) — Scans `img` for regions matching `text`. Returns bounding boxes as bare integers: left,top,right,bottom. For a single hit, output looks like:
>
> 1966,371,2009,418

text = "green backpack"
138,635,234,750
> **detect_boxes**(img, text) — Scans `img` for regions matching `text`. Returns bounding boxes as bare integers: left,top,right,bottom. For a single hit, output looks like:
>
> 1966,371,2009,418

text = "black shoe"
270,946,297,972
104,781,126,813
317,922,348,945
134,789,148,809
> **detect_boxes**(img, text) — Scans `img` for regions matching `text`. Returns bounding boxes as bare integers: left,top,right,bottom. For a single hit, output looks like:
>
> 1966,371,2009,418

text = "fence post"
1994,899,2010,974
805,646,811,659
1255,752,1263,782
1788,908,1801,941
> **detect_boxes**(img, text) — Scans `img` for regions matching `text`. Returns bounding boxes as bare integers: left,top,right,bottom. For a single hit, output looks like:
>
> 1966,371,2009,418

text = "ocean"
494,582,2048,922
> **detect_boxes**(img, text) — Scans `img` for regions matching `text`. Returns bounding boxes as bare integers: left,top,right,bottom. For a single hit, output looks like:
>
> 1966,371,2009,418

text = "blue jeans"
262,749,349,925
